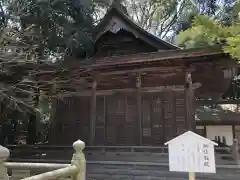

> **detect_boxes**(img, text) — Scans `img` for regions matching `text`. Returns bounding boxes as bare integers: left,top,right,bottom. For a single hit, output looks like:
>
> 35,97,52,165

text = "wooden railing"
0,140,86,180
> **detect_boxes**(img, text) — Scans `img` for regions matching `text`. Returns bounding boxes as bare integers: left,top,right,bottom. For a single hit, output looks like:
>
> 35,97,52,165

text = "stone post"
232,138,239,165
0,145,9,180
71,140,86,180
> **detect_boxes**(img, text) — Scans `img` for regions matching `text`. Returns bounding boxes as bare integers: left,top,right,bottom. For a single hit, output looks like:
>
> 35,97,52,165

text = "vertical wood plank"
184,71,195,131
163,91,173,142
136,75,142,145
103,96,106,145
95,96,105,145
89,80,97,145
125,93,138,145
142,94,152,145
204,125,207,137
151,93,165,145
232,125,236,139
175,91,186,136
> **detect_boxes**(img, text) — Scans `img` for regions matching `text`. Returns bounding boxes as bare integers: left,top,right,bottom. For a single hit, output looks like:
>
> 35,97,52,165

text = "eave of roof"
39,45,233,76
94,5,180,50
74,45,227,69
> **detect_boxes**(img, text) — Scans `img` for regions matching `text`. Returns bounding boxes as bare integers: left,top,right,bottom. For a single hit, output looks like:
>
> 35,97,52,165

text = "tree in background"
7,0,95,59
0,0,98,145
120,0,188,39
172,0,236,39
175,1,240,59
102,0,237,42
175,0,240,100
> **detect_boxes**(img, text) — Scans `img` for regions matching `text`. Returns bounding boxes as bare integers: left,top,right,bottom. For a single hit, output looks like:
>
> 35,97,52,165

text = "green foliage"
176,1,240,61
224,35,240,59
0,0,99,145
7,0,95,59
176,16,220,48
173,0,236,40
0,0,97,114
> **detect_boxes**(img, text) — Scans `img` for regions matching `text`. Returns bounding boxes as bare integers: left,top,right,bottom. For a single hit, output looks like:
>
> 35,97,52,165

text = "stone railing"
0,140,86,180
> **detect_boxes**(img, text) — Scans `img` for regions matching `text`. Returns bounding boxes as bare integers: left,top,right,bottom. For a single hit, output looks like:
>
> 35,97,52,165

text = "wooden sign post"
164,131,218,180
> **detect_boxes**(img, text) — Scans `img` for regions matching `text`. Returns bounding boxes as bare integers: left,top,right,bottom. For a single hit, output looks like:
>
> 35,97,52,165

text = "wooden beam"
89,80,97,145
136,74,142,145
184,71,195,130
232,125,236,139
69,72,179,88
96,67,195,76
60,83,202,97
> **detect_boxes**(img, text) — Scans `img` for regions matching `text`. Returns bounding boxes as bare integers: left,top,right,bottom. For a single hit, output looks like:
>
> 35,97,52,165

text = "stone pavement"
86,162,240,180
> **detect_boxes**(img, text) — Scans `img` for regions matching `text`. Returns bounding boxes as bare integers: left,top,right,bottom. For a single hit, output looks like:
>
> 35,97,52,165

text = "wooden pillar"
184,71,195,131
89,80,97,145
203,125,207,137
136,74,142,145
232,125,236,139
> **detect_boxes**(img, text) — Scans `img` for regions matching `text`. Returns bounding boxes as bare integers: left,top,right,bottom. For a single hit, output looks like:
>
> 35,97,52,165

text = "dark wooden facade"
52,90,194,145
47,6,235,146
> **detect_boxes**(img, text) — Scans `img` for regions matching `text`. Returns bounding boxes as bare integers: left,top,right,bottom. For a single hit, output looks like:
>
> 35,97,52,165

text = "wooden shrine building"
47,6,236,146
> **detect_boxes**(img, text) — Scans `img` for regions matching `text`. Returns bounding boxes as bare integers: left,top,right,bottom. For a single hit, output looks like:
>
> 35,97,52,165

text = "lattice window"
143,128,151,137
153,96,161,112
176,116,185,122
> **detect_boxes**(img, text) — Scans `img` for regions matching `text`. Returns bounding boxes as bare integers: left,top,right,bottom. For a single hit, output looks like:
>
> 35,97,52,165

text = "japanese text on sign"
165,131,217,173
203,144,209,167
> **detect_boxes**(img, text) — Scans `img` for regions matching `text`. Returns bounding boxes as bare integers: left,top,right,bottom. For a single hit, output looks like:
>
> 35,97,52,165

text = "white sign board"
165,131,218,173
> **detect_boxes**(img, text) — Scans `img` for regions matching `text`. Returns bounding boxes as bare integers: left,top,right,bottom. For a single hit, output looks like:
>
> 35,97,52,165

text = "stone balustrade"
0,140,86,180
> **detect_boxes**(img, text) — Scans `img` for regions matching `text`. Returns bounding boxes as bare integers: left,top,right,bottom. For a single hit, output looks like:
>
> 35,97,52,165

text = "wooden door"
163,91,175,141
95,96,105,145
151,93,165,145
75,97,90,144
141,92,185,145
115,94,126,145
106,94,125,145
142,94,152,145
63,97,76,143
175,92,187,136
125,93,138,145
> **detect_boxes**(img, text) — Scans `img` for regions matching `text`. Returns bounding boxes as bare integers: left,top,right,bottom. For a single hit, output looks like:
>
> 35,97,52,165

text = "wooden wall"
50,91,195,146
94,30,158,57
